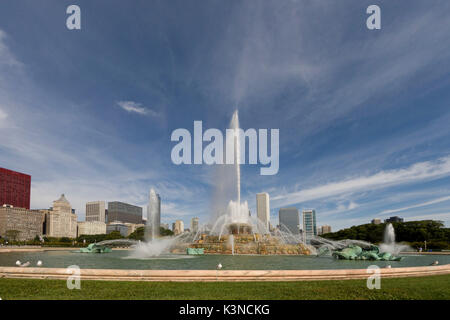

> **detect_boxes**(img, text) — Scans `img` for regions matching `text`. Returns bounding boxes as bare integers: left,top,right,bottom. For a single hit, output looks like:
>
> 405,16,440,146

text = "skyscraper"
147,188,161,238
174,220,184,235
85,201,106,222
278,208,300,234
0,168,31,209
303,209,317,242
44,194,77,238
256,193,270,233
191,217,199,233
107,201,143,224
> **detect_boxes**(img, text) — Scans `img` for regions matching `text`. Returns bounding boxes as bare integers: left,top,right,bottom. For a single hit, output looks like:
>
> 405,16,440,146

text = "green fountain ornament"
78,243,112,253
332,244,402,261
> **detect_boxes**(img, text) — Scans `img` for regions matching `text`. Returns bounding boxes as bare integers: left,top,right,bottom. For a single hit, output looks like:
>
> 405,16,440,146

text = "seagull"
19,261,30,267
15,260,21,266
431,261,439,266
36,260,43,267
217,263,223,270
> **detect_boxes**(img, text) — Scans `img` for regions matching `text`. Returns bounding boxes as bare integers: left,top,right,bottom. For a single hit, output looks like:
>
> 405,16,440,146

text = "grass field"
0,274,449,300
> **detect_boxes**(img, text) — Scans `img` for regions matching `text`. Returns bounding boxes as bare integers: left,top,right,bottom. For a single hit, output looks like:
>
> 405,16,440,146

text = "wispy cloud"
0,30,23,68
273,156,450,207
117,101,160,117
400,212,450,222
378,195,450,216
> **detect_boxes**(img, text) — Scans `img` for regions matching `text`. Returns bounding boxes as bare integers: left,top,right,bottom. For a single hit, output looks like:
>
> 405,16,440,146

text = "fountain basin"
1,264,449,281
1,249,449,270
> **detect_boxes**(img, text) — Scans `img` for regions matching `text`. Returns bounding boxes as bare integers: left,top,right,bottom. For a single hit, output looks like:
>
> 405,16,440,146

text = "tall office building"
278,208,300,234
147,189,161,238
173,220,184,235
43,194,77,238
191,217,199,233
303,209,317,242
107,201,143,224
0,168,31,209
256,193,270,233
85,201,106,222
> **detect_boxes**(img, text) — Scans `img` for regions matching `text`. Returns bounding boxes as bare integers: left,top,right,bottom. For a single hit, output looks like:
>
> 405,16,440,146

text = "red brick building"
0,168,31,209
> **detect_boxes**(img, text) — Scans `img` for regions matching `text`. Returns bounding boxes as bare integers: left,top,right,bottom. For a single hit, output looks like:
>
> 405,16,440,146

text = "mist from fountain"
208,110,254,236
379,223,411,255
126,237,180,259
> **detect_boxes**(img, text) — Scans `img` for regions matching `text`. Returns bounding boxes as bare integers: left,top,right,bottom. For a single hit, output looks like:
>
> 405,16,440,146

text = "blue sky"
1,0,450,231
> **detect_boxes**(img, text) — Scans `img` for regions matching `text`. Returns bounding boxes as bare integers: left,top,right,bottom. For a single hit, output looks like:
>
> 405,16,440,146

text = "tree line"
322,220,450,250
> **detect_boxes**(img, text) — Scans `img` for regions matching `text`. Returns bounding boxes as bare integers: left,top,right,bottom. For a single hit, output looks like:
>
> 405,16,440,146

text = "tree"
5,230,21,242
128,227,145,241
322,220,450,249
105,231,124,240
160,227,174,237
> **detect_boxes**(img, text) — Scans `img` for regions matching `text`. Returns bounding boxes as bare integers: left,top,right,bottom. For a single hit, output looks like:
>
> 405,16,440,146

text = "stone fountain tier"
226,222,253,235
170,234,312,255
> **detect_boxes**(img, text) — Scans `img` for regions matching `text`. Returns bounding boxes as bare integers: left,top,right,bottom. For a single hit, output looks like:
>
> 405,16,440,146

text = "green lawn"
0,275,449,300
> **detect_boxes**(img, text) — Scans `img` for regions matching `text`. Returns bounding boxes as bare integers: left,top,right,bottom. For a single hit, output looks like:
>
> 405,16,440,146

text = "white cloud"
117,101,160,117
273,156,450,207
401,212,450,222
379,195,450,216
348,201,359,210
0,30,23,68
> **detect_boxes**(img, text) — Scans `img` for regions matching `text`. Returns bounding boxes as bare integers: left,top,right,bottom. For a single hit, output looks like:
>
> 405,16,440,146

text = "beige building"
256,193,270,233
86,201,106,222
43,194,77,238
320,225,332,235
0,205,45,241
173,220,184,235
77,221,106,236
371,218,382,225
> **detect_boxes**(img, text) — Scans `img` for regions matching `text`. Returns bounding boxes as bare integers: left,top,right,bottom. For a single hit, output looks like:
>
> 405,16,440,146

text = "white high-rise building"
256,193,270,233
302,209,317,243
86,201,106,222
45,194,77,238
191,217,199,233
147,188,161,238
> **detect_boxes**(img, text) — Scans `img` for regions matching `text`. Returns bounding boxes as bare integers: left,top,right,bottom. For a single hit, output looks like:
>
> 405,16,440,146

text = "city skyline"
1,2,450,232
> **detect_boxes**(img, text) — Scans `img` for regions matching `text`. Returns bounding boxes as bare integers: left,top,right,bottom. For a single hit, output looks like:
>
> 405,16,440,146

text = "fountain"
379,223,411,255
313,223,411,261
128,110,405,259
146,188,160,241
180,110,312,255
228,234,235,255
